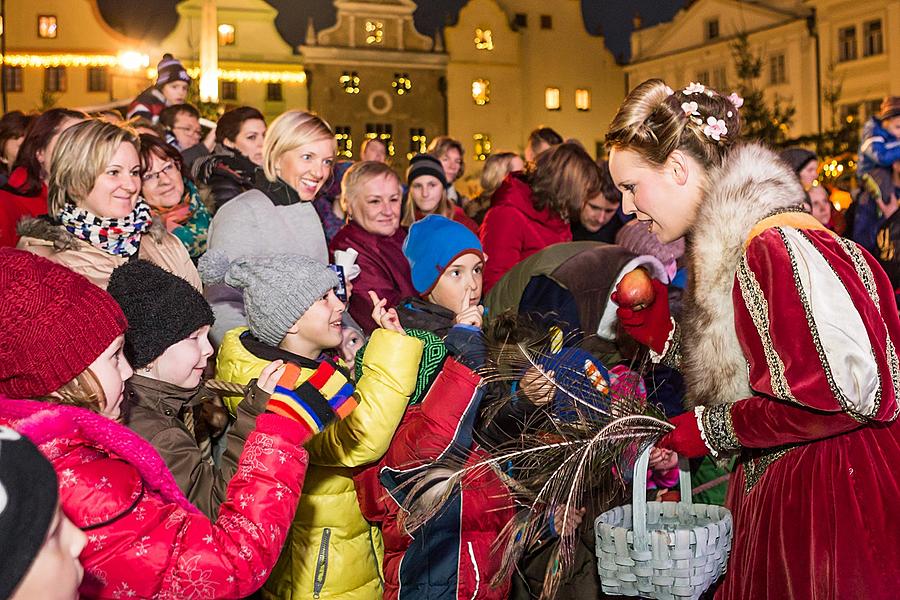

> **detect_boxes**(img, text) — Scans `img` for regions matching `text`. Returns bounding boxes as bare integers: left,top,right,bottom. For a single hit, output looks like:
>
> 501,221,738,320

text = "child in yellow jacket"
200,250,423,600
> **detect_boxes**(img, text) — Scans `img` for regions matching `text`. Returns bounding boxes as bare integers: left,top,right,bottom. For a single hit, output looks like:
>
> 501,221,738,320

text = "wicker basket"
595,446,732,599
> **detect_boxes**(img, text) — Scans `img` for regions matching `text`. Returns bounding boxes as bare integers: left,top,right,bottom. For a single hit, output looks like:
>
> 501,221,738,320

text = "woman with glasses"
16,119,201,290
139,134,210,260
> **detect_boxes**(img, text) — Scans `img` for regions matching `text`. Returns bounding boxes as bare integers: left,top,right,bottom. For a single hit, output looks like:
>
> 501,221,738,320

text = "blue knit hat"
403,214,483,295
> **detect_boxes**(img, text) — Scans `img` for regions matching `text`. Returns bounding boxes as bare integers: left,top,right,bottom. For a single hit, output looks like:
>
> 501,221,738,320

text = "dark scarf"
253,170,302,207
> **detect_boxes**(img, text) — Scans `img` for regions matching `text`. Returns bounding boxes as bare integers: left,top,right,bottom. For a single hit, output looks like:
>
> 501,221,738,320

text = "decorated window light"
365,21,384,45
392,73,412,96
472,79,490,105
545,87,560,111
473,133,492,161
366,123,395,156
340,71,360,94
38,15,58,39
474,28,494,50
407,128,427,159
335,126,353,158
218,24,236,46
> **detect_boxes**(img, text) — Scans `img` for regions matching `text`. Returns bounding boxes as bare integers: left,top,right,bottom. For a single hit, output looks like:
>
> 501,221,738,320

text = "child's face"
87,335,133,421
146,325,213,389
410,175,443,214
11,504,86,600
287,290,346,358
883,116,900,139
427,252,484,315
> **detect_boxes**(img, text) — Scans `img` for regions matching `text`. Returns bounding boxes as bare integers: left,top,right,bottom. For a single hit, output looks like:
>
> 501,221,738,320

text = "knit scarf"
59,200,152,257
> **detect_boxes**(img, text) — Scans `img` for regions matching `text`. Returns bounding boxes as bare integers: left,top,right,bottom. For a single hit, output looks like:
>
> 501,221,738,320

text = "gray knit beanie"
199,250,339,346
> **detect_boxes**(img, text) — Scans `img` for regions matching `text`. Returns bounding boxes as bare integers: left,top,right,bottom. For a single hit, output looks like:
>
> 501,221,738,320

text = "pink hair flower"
664,85,675,96
727,92,744,108
703,116,728,141
681,101,699,116
684,82,706,95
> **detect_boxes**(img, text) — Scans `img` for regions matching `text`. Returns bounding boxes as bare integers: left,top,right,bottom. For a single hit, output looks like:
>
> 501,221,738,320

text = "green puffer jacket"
215,326,423,599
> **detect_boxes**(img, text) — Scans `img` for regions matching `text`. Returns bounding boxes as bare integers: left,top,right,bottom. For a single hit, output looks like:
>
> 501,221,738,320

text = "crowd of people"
0,51,899,600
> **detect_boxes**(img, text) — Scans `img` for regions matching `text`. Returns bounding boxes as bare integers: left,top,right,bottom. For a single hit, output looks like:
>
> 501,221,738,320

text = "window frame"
220,80,238,101
44,66,67,93
545,86,561,111
838,25,857,62
704,18,720,41
87,66,109,93
862,19,883,57
37,15,58,39
266,82,284,102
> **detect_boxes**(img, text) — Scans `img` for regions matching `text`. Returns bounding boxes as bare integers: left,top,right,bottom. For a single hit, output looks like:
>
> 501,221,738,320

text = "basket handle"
631,445,693,551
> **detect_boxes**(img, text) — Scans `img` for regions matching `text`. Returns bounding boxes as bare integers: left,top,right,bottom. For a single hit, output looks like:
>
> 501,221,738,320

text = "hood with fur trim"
681,142,806,408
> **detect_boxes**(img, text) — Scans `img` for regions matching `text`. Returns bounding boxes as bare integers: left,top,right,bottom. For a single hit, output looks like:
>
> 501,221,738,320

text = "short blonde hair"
263,110,334,182
48,119,140,217
340,161,401,216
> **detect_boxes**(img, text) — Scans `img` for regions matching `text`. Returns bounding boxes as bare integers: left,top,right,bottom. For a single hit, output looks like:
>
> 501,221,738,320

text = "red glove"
612,279,672,355
656,410,710,458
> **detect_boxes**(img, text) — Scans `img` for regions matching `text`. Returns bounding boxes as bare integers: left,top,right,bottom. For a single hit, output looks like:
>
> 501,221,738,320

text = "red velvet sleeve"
701,227,900,454
343,245,398,334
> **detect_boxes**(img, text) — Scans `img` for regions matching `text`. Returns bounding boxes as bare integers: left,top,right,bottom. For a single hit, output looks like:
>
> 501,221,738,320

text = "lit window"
44,67,66,93
540,15,553,30
267,83,283,102
0,16,4,36
575,88,591,111
218,24,236,46
366,123,395,156
545,87,560,111
87,67,108,93
769,54,786,85
340,71,360,94
473,133,492,161
863,20,883,57
335,126,353,158
705,18,719,41
392,73,411,96
221,80,237,101
474,28,494,50
365,21,384,45
38,15,58,39
407,128,427,160
472,79,490,105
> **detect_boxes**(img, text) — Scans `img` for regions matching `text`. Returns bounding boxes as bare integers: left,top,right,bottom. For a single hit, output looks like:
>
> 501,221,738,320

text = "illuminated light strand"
1,52,151,71
147,67,306,84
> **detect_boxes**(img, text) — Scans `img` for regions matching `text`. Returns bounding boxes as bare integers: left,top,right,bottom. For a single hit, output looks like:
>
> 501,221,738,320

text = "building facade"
444,0,624,161
300,0,447,169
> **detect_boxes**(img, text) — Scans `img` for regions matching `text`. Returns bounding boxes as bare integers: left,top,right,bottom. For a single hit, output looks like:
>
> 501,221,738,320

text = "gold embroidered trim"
736,255,797,404
700,403,741,455
778,228,868,423
742,446,793,493
660,322,683,369
805,232,884,420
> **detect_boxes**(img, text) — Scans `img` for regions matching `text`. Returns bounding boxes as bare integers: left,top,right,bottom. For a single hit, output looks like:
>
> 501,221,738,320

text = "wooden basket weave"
595,447,732,599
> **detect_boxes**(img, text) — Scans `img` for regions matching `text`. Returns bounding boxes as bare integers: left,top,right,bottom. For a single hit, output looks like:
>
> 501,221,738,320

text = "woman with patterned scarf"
16,119,200,290
138,133,211,260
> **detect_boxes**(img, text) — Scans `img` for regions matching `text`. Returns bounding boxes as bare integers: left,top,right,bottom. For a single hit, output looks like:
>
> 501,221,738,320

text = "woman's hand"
454,289,484,329
368,291,404,333
257,360,286,394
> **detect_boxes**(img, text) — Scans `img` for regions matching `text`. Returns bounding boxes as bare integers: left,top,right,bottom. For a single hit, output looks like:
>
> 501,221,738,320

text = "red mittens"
612,279,673,355
656,410,710,459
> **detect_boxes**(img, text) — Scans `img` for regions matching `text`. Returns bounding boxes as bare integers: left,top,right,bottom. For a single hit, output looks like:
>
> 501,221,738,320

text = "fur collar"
17,213,168,251
681,143,805,407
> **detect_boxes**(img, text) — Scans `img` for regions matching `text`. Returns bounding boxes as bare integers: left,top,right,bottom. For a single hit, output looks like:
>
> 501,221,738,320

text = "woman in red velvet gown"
606,79,900,599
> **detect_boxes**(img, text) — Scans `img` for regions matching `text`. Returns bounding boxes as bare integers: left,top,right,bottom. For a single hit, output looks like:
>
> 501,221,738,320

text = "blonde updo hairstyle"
605,78,742,170
48,119,140,217
263,110,335,183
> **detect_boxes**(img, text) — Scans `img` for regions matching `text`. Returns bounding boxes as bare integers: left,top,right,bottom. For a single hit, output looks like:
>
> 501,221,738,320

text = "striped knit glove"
266,360,358,441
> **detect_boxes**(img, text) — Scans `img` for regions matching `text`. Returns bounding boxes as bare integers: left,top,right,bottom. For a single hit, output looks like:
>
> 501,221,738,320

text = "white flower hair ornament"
681,101,699,116
703,116,728,141
727,92,744,108
683,82,707,96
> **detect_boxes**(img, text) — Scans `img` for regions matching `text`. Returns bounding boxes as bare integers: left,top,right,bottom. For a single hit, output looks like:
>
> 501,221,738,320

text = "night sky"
98,0,687,62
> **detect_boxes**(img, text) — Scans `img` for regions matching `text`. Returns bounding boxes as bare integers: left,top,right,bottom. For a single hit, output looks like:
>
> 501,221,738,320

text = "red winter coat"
355,358,516,600
479,173,572,292
0,398,309,600
330,220,417,334
0,167,47,248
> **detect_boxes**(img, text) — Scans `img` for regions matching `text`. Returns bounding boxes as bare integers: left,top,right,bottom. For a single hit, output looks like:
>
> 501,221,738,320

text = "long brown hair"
401,180,453,227
605,78,742,169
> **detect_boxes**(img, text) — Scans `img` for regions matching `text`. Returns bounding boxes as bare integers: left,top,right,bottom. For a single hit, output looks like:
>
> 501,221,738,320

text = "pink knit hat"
0,249,128,399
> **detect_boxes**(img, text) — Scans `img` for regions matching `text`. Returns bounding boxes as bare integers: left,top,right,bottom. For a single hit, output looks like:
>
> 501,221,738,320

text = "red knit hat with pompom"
0,249,128,399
